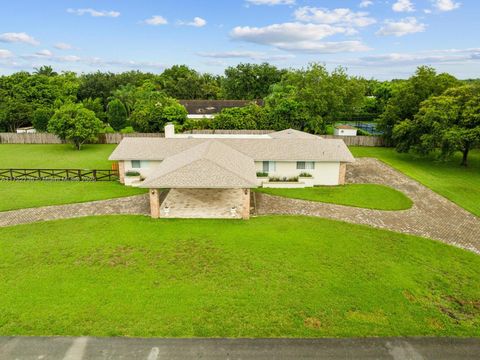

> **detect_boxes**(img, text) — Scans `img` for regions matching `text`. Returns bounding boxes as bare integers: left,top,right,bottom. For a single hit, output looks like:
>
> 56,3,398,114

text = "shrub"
120,126,135,134
125,171,140,177
107,99,128,131
269,176,299,182
256,172,269,177
32,107,53,132
299,172,313,177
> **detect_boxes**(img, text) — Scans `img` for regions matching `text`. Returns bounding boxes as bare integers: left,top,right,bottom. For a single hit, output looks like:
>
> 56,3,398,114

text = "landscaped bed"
0,215,479,337
256,184,413,210
0,182,146,212
350,147,480,217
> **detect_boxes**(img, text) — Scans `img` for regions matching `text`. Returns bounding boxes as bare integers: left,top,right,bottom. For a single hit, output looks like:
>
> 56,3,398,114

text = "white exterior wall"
255,161,341,186
124,160,162,178
334,128,357,137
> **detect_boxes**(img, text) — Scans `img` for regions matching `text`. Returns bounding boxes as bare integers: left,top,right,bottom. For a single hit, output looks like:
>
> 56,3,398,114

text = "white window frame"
131,160,141,169
296,161,315,170
262,161,276,173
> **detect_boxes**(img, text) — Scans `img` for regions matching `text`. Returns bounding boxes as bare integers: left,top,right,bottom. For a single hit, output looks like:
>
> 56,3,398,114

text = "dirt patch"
304,317,322,329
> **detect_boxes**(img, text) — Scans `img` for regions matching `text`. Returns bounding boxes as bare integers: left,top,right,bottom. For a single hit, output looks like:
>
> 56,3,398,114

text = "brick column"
118,161,125,184
242,189,250,220
338,163,346,185
149,189,160,219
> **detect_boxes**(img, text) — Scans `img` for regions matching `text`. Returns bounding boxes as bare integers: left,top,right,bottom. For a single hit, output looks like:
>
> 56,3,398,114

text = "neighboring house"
16,126,37,134
179,100,263,119
109,124,354,219
334,125,358,137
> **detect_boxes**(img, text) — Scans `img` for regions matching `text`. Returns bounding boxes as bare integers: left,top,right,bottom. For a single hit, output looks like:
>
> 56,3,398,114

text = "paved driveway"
255,158,480,254
1,337,479,360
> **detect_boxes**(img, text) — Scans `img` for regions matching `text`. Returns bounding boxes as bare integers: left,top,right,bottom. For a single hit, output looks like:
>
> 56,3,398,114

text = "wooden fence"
0,132,384,146
0,168,119,181
322,135,385,147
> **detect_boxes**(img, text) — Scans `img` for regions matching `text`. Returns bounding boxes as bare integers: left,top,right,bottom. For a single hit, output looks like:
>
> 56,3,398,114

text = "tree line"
0,63,479,164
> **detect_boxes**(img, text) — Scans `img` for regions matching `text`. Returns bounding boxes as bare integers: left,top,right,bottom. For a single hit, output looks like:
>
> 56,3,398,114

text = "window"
296,161,315,170
131,160,141,168
262,161,276,173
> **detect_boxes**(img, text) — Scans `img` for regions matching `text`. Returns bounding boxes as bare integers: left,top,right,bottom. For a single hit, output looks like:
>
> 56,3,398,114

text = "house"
334,125,358,137
16,126,37,134
108,125,354,220
179,100,263,119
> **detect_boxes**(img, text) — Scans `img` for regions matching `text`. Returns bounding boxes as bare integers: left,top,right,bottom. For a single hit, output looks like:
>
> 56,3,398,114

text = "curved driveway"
255,158,480,254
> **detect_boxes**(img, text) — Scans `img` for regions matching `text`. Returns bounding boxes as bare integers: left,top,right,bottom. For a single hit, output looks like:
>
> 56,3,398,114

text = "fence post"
93,169,97,181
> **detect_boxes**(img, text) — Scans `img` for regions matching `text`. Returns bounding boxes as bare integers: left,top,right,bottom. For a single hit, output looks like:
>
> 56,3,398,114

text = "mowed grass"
256,184,412,210
0,182,146,212
1,215,479,338
0,144,116,168
350,147,480,217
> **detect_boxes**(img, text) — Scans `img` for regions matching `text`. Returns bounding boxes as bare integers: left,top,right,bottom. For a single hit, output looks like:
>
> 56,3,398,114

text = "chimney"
164,123,175,138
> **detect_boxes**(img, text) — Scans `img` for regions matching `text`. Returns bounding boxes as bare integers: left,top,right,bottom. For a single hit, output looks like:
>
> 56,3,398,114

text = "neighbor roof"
335,125,357,130
109,137,354,163
269,128,320,139
140,141,257,188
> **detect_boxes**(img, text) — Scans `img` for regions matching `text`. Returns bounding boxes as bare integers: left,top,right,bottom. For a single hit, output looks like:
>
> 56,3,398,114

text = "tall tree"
393,85,480,166
378,66,459,144
107,99,128,131
223,63,285,100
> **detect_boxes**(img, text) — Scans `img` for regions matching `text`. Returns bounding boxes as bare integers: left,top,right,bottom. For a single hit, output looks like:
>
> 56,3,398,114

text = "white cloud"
67,8,120,18
178,17,207,27
144,15,168,26
359,1,373,8
433,0,461,12
349,48,480,66
35,49,53,57
392,0,415,12
245,0,295,5
0,32,39,45
54,42,73,50
197,50,294,61
231,22,370,53
376,17,426,36
0,49,14,58
294,7,376,27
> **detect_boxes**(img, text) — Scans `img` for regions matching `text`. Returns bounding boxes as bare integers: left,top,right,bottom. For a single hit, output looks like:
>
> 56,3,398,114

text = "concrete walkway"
0,194,150,227
256,158,480,254
0,337,479,359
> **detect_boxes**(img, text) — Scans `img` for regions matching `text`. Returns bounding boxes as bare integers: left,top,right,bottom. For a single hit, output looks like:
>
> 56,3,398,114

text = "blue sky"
0,0,478,79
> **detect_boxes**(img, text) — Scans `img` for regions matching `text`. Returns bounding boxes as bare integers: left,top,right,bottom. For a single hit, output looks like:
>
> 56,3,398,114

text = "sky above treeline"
0,0,478,79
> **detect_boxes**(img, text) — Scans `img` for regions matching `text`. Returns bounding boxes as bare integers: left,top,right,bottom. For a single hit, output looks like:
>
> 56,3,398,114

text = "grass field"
350,148,480,217
0,144,116,168
256,184,412,210
1,215,479,338
0,182,146,212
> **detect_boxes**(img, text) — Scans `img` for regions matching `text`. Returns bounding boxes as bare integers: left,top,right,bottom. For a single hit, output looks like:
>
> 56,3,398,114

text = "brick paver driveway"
255,158,480,254
0,194,150,227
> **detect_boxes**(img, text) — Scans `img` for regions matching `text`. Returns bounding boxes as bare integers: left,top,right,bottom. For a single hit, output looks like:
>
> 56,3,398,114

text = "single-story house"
109,124,354,220
334,125,358,137
179,100,263,119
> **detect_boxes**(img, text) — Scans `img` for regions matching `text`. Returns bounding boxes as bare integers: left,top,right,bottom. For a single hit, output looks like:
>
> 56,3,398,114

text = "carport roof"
140,141,257,189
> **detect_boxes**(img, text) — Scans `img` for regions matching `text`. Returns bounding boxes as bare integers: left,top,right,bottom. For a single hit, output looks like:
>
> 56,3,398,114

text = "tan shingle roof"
109,137,354,163
140,141,257,189
269,128,320,139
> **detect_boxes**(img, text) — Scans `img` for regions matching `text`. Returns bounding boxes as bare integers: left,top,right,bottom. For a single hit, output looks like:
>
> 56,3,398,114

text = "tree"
213,104,266,130
48,103,103,150
107,99,128,131
130,90,187,132
157,65,204,99
33,66,57,77
82,97,106,122
378,66,459,144
223,63,285,100
32,107,53,132
393,85,480,166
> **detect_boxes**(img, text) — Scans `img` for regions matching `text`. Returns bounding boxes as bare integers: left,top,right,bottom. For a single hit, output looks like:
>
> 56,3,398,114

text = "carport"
140,141,257,220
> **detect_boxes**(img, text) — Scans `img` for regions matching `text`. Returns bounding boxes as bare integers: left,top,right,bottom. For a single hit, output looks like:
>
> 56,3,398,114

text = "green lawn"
0,182,146,212
350,147,480,217
1,215,479,338
256,184,412,210
0,144,116,168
